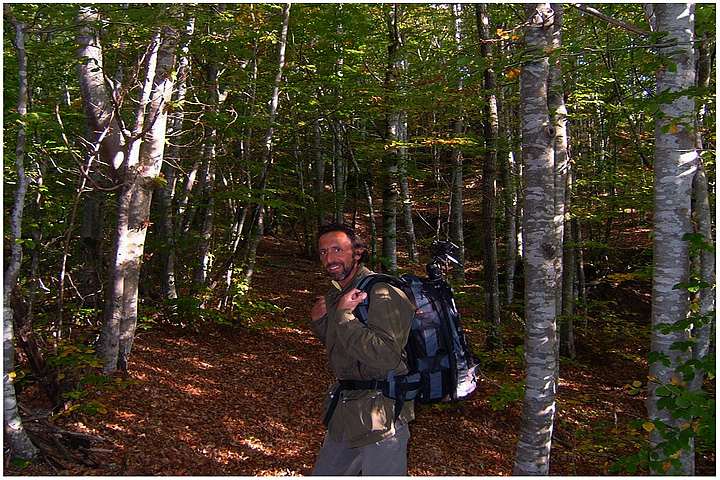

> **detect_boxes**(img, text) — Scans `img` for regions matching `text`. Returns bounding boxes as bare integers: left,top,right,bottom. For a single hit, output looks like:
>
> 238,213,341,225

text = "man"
310,224,415,476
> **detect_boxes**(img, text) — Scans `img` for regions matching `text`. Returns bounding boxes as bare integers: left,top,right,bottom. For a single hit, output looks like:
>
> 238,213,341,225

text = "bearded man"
309,223,415,475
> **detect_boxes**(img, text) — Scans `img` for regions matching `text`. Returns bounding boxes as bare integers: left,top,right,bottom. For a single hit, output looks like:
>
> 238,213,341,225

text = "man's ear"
354,248,364,261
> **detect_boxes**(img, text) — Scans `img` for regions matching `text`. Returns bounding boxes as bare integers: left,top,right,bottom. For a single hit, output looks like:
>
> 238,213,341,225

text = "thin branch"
570,3,651,37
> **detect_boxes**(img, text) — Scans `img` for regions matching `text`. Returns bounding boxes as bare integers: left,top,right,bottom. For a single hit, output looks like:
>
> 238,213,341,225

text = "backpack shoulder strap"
353,273,413,325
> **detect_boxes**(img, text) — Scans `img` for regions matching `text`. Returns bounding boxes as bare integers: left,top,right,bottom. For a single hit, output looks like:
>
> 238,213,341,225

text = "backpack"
353,269,479,406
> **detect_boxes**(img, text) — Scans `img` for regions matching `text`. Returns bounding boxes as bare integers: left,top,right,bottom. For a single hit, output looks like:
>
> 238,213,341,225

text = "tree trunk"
449,3,465,283
313,116,327,228
399,132,418,263
513,4,559,475
98,26,178,374
382,4,407,273
195,153,216,287
331,121,349,224
560,166,576,359
500,103,519,305
3,14,39,461
646,4,698,474
158,15,194,300
689,9,715,387
244,3,291,285
477,3,502,349
549,4,570,360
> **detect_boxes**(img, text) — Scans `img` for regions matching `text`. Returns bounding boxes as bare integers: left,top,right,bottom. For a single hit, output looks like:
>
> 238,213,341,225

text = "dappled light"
10,235,715,476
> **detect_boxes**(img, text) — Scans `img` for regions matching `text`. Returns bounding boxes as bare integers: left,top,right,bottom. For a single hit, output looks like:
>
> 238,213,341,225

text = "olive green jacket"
312,265,416,447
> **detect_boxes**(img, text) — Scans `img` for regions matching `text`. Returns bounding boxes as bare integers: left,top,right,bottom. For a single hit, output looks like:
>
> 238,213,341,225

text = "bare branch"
570,3,651,37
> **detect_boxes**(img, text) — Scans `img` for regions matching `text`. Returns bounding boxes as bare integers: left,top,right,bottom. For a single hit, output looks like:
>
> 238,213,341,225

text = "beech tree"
381,4,406,273
513,3,560,475
76,6,179,374
477,3,502,349
243,3,291,285
2,4,714,472
3,12,39,461
645,3,702,474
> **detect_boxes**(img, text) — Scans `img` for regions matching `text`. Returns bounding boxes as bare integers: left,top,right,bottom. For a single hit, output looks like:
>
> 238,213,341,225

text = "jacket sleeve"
333,283,414,371
311,314,328,345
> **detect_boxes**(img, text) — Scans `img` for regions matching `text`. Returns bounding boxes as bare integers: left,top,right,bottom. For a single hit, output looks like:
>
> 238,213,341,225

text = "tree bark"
549,2,568,318
477,3,502,349
513,4,559,475
92,23,178,374
381,4,408,273
500,103,519,305
560,166,576,359
158,15,194,300
448,3,465,283
647,3,697,474
244,3,291,285
3,13,39,461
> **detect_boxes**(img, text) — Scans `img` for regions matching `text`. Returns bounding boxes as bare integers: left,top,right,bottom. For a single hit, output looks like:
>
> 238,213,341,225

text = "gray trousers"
311,421,410,476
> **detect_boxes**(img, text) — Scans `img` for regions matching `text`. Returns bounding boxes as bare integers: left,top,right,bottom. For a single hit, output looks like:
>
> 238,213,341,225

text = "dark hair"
317,223,370,264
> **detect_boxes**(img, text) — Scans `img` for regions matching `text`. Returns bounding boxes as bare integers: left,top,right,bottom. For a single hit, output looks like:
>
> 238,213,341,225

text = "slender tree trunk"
159,15,194,300
331,121,348,224
688,12,715,385
3,14,39,461
399,129,418,262
513,4,559,475
560,166,576,358
196,154,216,286
647,3,697,474
500,105,519,305
689,165,714,377
313,116,327,228
244,3,291,285
548,4,570,360
449,3,465,283
381,4,408,272
477,3,502,349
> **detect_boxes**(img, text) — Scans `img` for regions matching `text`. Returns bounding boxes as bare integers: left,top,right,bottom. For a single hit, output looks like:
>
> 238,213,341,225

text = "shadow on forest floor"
8,236,715,476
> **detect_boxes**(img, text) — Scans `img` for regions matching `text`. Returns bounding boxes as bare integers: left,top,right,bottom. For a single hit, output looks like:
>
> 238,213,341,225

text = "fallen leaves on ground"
8,237,713,476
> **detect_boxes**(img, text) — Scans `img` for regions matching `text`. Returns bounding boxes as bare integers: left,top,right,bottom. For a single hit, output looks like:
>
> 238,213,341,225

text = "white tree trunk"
647,3,697,474
159,16,194,300
449,4,466,284
513,4,559,475
98,26,178,374
549,4,568,339
244,3,291,285
381,4,406,273
4,16,39,461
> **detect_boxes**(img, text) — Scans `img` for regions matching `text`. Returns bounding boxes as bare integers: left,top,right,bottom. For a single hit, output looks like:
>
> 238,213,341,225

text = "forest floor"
8,235,716,476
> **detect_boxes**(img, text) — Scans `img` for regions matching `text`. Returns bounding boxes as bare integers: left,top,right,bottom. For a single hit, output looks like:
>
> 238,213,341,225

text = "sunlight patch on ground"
142,364,174,375
189,360,215,369
242,437,273,454
105,422,127,432
181,384,206,396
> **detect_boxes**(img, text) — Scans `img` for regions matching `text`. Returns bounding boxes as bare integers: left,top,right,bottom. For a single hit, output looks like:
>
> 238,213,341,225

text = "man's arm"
333,283,413,371
310,296,329,345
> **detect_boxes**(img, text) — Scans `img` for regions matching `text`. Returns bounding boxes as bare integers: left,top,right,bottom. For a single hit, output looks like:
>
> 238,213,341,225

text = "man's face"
318,231,361,286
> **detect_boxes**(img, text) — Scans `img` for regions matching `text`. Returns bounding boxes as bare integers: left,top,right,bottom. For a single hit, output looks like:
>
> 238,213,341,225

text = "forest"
3,2,715,476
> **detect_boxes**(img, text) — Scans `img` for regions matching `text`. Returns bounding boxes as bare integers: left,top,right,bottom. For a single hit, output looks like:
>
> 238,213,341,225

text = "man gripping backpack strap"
309,224,415,476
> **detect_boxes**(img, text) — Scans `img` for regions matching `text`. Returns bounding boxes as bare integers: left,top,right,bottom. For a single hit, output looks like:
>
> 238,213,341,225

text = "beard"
325,257,356,282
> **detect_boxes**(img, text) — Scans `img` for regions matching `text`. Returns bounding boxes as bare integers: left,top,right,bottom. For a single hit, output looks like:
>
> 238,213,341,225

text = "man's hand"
338,289,367,311
310,296,327,323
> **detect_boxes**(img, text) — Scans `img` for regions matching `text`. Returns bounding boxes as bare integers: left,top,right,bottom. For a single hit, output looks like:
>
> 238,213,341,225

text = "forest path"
13,236,658,476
